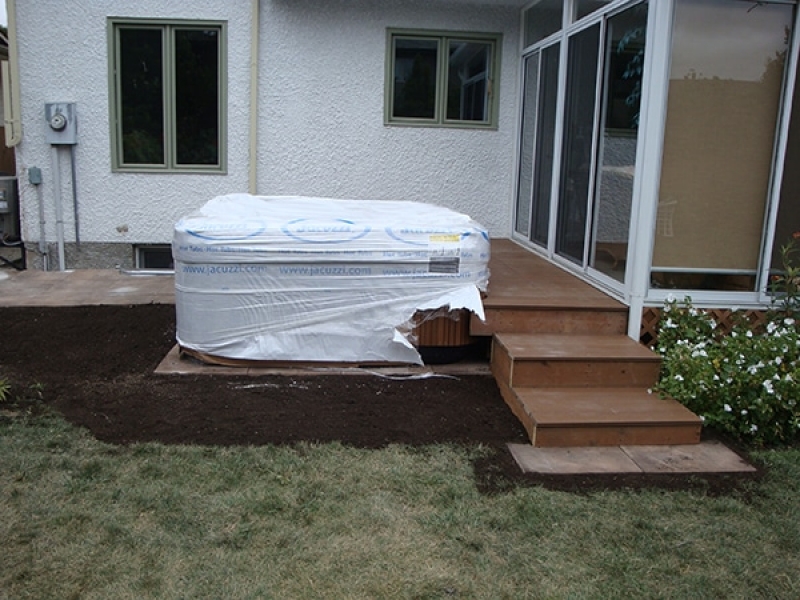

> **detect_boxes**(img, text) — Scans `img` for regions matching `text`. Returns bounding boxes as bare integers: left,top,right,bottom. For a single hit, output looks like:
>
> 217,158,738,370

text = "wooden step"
492,333,661,388
472,306,627,337
495,385,702,447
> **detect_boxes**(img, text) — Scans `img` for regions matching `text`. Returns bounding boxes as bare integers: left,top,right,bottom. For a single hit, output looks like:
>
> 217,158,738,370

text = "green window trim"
385,28,502,130
108,18,227,173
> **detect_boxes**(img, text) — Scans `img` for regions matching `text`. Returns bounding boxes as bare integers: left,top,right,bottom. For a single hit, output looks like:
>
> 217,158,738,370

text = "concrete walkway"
0,268,174,306
0,265,757,475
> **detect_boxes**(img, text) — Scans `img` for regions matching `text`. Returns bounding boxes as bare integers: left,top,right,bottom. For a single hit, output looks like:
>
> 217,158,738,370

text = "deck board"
485,239,625,310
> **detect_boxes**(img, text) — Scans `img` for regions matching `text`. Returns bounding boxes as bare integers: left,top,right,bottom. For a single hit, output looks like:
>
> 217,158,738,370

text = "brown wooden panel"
516,388,701,426
472,308,627,336
533,424,702,447
412,309,473,347
492,375,536,442
511,361,661,388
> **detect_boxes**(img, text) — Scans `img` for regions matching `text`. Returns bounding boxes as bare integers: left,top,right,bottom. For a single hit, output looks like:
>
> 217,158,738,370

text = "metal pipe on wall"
69,145,80,246
50,147,66,271
248,0,260,194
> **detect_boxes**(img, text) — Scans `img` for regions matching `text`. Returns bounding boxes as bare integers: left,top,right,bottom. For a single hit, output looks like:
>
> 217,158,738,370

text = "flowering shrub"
769,231,800,321
656,298,800,446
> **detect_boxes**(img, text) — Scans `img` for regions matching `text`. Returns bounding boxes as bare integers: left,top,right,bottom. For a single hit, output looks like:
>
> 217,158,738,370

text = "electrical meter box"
45,102,77,145
0,176,19,240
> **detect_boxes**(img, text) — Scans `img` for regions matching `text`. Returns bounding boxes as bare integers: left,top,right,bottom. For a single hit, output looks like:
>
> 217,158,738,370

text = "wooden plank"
510,360,661,388
515,388,701,427
513,387,702,447
533,424,702,447
472,308,627,336
495,333,660,361
492,333,661,388
485,239,626,310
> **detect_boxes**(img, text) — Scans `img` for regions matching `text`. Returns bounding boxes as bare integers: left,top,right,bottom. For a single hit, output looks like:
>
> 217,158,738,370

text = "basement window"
135,245,174,270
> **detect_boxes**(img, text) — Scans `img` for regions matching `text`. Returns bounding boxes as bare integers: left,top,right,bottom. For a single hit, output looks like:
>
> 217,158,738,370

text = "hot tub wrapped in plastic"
173,194,490,365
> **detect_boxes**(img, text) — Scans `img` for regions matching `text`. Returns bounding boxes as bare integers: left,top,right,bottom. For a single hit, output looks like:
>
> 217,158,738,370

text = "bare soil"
0,305,763,495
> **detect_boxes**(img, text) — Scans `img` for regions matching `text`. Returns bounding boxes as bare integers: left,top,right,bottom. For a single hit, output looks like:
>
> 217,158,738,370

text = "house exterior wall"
257,0,520,234
13,0,252,268
12,0,521,269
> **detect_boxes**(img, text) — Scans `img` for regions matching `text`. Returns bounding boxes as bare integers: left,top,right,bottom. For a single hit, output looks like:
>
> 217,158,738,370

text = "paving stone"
507,444,643,474
621,441,756,473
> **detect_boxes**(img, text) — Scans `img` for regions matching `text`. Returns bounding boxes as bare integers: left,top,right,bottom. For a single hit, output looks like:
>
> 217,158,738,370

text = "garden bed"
0,305,763,495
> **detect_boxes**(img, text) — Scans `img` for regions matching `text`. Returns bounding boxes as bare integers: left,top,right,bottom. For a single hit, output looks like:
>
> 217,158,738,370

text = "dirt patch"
0,305,764,495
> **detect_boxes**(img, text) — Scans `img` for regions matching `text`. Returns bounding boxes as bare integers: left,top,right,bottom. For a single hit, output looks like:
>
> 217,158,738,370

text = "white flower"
746,330,753,338
763,380,775,394
768,322,778,334
700,415,706,423
741,409,748,415
666,293,676,304
747,361,765,375
724,404,732,412
750,424,758,433
775,356,783,365
785,318,795,326
674,374,684,382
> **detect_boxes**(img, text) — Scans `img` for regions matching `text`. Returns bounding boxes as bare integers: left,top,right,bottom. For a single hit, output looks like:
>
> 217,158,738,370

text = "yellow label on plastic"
429,234,460,243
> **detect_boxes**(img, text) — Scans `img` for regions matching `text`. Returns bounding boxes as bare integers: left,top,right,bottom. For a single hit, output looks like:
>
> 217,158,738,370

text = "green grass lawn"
2,414,799,599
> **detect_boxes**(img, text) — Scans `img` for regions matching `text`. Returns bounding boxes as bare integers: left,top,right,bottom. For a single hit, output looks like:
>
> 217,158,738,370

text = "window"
386,29,501,128
109,19,226,172
135,245,174,270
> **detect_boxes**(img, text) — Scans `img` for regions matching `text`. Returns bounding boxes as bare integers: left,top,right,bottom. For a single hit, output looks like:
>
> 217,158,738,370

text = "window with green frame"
386,29,501,128
108,19,226,172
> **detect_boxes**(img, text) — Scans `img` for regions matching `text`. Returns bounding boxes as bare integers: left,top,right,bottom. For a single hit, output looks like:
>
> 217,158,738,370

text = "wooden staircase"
476,240,702,447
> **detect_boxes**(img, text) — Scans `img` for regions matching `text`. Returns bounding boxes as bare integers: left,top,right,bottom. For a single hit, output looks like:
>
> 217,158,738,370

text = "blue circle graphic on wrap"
184,219,267,241
282,218,371,244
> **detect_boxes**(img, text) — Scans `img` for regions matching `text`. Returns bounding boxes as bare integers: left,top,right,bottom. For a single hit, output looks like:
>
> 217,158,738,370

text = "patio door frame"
513,0,654,302
515,0,800,339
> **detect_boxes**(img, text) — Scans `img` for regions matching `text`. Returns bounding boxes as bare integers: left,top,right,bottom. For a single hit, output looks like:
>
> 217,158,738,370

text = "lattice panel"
640,307,662,347
640,307,769,348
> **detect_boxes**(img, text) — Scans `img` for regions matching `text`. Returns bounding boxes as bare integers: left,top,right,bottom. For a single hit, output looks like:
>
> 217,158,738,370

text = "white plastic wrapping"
173,194,490,364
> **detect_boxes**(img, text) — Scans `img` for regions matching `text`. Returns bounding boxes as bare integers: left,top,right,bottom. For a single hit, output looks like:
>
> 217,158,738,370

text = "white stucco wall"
14,0,253,250
257,0,520,236
13,0,520,258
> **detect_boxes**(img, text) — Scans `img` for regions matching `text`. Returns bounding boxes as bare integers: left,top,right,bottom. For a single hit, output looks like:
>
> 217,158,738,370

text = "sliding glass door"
514,1,648,289
515,43,560,246
556,23,601,264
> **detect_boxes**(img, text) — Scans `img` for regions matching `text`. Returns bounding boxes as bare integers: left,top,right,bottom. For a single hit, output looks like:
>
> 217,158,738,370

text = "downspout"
248,0,260,194
3,0,22,147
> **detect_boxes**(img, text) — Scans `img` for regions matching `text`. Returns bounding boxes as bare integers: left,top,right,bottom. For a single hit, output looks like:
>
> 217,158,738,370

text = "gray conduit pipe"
50,146,66,271
70,144,80,247
34,176,48,271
